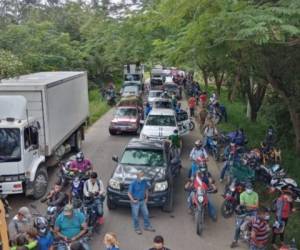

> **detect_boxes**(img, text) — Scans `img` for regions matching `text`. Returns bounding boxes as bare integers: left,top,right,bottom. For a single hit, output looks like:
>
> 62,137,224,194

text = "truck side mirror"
112,155,118,162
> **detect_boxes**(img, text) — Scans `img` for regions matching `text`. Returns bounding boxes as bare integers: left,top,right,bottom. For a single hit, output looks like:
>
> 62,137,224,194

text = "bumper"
107,187,169,207
0,181,24,194
109,126,138,133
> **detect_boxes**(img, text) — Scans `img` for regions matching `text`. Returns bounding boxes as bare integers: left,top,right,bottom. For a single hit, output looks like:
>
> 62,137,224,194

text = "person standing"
188,95,196,117
103,232,120,250
128,171,155,235
148,235,171,250
167,129,181,159
272,191,294,249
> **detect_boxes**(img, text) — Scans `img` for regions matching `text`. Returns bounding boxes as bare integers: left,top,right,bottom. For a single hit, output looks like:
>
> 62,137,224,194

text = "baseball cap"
63,204,73,216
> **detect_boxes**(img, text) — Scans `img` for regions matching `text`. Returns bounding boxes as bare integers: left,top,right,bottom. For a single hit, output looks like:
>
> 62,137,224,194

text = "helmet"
76,152,84,162
195,140,202,147
34,216,48,235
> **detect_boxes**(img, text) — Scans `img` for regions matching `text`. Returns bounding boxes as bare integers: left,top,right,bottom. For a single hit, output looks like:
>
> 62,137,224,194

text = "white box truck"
0,72,89,199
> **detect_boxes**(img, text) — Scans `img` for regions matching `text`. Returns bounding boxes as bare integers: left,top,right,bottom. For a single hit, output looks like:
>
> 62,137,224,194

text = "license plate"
120,127,128,131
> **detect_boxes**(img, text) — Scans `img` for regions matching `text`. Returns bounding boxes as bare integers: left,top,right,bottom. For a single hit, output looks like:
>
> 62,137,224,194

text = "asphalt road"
7,100,247,250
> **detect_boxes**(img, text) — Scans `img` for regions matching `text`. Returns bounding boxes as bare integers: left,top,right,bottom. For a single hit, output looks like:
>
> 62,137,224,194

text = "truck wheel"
32,167,48,200
107,197,117,210
162,185,174,212
74,129,82,152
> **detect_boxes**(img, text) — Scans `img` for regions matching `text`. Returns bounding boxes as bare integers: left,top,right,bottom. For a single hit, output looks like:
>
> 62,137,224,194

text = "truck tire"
73,129,82,152
32,167,48,200
162,185,174,213
107,197,117,210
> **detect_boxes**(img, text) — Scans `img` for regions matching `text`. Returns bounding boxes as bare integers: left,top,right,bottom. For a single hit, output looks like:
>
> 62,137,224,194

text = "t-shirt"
128,179,150,201
71,159,91,171
169,134,180,148
199,94,207,104
250,218,270,247
240,191,259,207
188,97,196,108
37,231,54,250
55,211,85,239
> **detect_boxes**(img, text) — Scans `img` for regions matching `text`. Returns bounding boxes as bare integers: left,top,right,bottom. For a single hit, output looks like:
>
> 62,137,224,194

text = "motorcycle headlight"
230,186,235,192
198,195,204,203
109,179,121,190
154,181,168,192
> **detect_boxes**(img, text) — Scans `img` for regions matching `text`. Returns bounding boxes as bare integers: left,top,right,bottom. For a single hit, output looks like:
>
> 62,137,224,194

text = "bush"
88,88,110,125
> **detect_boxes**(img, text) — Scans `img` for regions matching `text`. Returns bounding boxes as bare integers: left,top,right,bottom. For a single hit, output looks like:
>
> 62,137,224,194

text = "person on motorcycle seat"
70,152,92,173
34,216,54,250
203,122,218,149
44,182,67,211
55,204,90,250
187,171,217,221
10,233,38,250
189,140,208,178
232,128,247,146
220,143,239,182
231,183,259,248
83,172,105,220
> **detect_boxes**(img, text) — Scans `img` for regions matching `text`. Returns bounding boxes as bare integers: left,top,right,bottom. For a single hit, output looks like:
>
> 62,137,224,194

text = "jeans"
56,238,91,250
187,192,217,220
249,245,266,250
220,161,230,180
93,197,104,217
190,107,195,117
130,200,151,231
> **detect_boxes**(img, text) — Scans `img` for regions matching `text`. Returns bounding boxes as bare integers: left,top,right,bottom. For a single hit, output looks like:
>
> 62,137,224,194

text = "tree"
0,50,24,80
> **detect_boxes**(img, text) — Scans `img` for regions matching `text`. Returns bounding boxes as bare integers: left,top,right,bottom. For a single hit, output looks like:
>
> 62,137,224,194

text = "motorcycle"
255,164,286,183
270,176,298,193
188,117,195,131
188,156,208,179
221,179,245,218
205,137,220,161
71,177,85,210
280,238,298,250
59,161,89,187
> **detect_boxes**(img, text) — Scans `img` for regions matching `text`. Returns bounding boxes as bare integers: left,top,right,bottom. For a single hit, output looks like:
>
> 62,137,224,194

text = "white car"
147,90,163,103
150,97,173,109
140,109,188,140
122,85,140,97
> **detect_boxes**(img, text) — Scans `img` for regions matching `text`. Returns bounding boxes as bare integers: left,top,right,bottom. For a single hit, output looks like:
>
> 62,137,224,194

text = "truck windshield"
146,115,176,127
0,128,21,162
124,74,140,81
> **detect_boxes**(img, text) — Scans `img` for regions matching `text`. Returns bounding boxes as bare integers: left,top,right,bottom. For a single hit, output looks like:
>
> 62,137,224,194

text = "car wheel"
109,129,116,136
107,197,117,210
162,185,174,212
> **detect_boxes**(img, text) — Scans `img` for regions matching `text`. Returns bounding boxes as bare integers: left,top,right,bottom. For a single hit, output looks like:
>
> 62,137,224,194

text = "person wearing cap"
231,183,258,248
128,171,155,235
148,235,171,250
167,129,181,159
8,206,33,242
189,140,208,178
54,204,90,250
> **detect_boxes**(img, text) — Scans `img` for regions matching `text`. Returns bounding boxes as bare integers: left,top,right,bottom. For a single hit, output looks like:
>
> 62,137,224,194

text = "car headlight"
109,179,121,190
198,195,204,203
154,181,168,192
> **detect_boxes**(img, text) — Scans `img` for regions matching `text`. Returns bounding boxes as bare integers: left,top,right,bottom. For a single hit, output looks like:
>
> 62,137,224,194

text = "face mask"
246,189,253,194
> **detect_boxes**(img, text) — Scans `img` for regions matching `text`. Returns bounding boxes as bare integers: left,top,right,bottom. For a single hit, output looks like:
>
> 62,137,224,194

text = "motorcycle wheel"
196,207,204,236
189,121,195,131
221,200,234,218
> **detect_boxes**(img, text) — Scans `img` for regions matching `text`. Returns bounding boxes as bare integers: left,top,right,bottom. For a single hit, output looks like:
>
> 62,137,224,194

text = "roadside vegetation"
88,88,110,125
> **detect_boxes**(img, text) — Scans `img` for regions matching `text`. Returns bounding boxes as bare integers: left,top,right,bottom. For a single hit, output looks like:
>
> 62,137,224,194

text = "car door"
176,110,190,136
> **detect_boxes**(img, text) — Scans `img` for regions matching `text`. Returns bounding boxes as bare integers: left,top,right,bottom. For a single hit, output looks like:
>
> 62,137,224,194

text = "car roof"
152,97,171,102
127,138,165,150
148,108,175,116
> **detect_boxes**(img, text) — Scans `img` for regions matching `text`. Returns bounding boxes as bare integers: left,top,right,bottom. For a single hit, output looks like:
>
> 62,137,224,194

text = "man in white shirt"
83,172,105,218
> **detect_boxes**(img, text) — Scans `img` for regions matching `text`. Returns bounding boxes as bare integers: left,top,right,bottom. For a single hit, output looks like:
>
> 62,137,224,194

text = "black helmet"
34,216,48,235
76,152,84,162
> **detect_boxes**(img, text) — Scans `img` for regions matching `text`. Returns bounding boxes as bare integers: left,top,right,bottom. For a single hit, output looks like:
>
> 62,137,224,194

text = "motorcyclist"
231,183,258,248
219,143,239,182
187,171,217,221
203,122,218,149
83,172,105,221
54,204,90,250
34,216,54,250
232,128,247,146
70,152,92,173
44,182,67,211
189,140,208,178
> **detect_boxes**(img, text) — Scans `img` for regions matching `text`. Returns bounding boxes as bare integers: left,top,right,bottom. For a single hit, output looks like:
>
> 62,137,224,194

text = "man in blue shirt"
128,171,155,235
54,204,90,250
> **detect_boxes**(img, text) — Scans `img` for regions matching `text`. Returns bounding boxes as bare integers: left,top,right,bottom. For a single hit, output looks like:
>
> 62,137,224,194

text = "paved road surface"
8,102,247,250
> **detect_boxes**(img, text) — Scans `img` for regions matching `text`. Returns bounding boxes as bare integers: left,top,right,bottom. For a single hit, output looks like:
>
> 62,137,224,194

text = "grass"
201,83,300,248
88,88,110,125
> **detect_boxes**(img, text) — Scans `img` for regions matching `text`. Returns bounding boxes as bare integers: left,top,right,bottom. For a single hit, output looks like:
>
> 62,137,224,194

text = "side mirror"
112,155,118,162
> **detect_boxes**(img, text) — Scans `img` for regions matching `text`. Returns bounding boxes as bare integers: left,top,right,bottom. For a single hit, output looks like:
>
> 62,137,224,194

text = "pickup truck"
0,72,89,199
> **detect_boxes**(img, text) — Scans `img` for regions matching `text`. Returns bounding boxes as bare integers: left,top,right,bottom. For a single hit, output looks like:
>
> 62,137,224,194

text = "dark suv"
106,138,180,212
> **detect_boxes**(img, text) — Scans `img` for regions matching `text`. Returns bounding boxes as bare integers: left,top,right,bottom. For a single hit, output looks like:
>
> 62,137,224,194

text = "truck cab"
0,96,46,198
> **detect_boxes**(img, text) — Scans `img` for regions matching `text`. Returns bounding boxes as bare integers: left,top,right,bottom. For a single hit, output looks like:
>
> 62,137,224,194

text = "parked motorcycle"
255,164,286,183
270,176,298,193
221,179,245,218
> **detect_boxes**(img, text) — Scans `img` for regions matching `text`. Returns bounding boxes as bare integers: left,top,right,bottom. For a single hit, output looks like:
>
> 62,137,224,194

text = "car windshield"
149,91,162,98
0,128,21,162
124,74,140,81
124,86,138,93
165,85,177,91
154,101,172,109
146,115,176,126
116,108,137,117
120,148,165,167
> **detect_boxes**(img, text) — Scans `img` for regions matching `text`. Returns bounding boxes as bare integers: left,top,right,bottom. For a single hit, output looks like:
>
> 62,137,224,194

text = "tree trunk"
230,71,241,102
213,71,224,97
250,107,258,122
201,68,209,91
288,107,300,154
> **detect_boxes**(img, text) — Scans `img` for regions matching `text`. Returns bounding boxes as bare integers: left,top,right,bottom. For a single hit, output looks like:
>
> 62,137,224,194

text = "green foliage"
88,88,110,125
0,50,24,80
